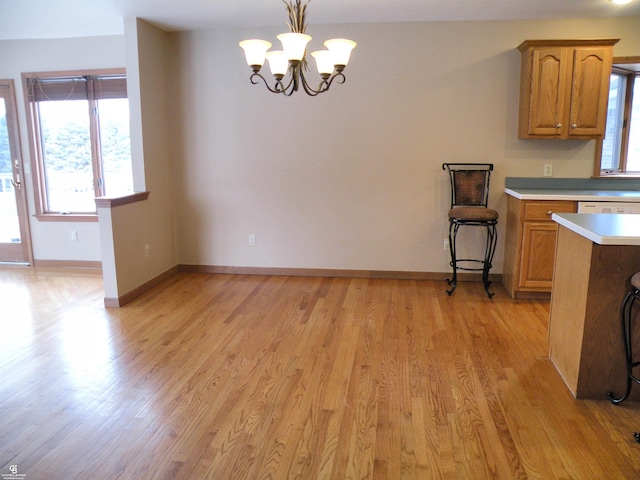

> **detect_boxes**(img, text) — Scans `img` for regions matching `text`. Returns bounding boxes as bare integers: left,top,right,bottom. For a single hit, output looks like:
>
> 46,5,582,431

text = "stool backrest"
442,163,493,208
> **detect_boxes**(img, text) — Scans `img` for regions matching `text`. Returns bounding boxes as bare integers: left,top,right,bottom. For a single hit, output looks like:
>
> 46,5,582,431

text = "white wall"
0,35,126,262
171,17,640,274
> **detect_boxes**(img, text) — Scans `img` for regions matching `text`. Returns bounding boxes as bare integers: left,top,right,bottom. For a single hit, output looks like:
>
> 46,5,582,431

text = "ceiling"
1,0,640,41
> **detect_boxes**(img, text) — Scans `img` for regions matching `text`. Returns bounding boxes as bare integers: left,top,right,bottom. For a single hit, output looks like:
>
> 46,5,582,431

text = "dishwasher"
577,201,640,214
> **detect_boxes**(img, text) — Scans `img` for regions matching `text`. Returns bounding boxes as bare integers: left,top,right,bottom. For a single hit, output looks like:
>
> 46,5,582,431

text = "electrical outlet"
443,238,449,251
70,230,78,242
544,164,553,177
144,243,150,258
248,234,256,247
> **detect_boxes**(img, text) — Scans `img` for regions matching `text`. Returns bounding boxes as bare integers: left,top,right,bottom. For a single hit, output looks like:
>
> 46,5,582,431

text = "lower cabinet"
503,197,577,298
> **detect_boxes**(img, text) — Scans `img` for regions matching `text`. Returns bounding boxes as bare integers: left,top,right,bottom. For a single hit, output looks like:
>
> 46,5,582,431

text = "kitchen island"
549,213,640,400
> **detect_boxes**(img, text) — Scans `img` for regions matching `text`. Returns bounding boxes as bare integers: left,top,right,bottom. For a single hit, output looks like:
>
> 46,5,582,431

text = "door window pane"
0,98,20,242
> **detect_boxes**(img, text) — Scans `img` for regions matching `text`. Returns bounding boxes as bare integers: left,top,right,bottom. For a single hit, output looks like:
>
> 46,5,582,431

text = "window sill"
34,213,98,222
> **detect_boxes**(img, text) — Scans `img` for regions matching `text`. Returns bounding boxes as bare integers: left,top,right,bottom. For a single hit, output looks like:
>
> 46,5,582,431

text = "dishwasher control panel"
577,202,640,214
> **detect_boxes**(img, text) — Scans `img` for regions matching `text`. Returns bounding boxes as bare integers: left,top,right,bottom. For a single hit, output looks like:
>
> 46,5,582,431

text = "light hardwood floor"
1,267,640,479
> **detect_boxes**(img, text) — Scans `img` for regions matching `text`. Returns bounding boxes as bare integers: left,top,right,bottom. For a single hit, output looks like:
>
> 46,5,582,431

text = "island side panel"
577,243,640,400
548,226,592,396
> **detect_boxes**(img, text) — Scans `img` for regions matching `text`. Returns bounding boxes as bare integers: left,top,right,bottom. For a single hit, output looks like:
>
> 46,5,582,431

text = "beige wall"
99,18,177,300
171,17,640,274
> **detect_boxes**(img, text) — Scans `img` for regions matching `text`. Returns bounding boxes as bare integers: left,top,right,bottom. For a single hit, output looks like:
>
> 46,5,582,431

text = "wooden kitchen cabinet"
503,197,577,298
517,39,618,139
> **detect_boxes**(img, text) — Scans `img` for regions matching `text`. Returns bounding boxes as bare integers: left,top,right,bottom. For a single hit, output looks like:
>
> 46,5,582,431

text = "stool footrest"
446,221,497,298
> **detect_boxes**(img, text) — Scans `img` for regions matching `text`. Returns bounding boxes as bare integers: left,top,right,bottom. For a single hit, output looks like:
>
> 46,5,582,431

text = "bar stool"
442,163,498,298
608,272,640,404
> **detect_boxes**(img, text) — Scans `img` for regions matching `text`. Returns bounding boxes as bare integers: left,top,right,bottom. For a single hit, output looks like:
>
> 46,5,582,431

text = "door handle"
11,160,22,190
11,175,22,190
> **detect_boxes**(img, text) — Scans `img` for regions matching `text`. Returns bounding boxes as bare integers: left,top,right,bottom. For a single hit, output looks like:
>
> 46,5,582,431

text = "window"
595,58,640,176
24,69,133,217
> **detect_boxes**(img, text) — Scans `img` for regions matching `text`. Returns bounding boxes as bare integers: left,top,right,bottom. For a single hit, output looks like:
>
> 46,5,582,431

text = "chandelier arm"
299,70,347,96
277,75,297,96
298,69,324,96
250,72,294,95
249,72,281,93
324,72,346,89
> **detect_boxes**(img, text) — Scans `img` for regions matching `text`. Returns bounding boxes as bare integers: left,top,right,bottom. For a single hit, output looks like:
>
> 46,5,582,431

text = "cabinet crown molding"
518,38,620,52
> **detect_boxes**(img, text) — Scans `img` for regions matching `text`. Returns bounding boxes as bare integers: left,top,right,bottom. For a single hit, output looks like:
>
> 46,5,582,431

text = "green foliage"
42,120,92,173
100,122,132,167
40,113,131,174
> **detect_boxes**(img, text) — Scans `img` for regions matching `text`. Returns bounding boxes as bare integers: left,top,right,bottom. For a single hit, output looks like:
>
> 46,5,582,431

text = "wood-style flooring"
1,267,640,479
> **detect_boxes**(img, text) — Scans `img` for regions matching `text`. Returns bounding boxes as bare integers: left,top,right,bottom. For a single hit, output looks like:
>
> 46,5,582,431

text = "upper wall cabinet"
517,39,619,140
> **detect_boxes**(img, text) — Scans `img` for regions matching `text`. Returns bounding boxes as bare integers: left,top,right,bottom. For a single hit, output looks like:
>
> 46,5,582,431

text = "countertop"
552,213,640,246
504,177,640,201
504,188,640,202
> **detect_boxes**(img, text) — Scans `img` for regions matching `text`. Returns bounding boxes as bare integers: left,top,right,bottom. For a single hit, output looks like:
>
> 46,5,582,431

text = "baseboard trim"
104,265,180,308
178,264,502,283
33,259,102,269
104,264,503,307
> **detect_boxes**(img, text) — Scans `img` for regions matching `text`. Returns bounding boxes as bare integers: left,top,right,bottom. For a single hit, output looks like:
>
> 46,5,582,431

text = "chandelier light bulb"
324,39,357,67
266,51,289,77
311,50,335,75
239,39,272,68
277,33,312,61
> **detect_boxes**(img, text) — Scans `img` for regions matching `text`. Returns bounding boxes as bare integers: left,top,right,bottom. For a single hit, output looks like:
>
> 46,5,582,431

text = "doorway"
0,80,32,264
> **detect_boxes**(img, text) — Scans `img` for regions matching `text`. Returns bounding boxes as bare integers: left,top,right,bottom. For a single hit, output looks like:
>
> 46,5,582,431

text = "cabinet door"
568,47,613,138
519,222,558,289
527,47,567,137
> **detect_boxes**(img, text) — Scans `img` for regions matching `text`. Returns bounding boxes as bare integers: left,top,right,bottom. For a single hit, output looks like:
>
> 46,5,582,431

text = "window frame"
22,68,128,221
594,57,640,178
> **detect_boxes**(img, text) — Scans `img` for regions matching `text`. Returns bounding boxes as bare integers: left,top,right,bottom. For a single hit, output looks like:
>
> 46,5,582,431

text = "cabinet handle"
546,210,553,215
571,124,577,129
556,123,562,128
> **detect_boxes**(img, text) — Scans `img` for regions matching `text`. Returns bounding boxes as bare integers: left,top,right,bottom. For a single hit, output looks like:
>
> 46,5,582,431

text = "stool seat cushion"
632,272,640,290
448,207,499,222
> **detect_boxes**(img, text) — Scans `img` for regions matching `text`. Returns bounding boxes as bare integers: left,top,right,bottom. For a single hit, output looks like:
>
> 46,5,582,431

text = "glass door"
0,80,31,264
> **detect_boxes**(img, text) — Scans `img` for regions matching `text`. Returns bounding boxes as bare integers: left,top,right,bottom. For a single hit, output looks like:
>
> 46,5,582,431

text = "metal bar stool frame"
608,272,640,404
442,163,498,298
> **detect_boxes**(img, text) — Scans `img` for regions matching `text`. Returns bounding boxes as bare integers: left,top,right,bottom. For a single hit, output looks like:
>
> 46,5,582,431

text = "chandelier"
239,0,356,96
